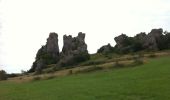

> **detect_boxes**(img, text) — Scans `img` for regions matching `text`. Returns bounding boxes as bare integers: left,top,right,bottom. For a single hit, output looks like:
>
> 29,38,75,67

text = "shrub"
114,60,124,67
105,54,112,59
32,76,41,81
78,66,103,73
68,70,73,75
148,53,156,58
132,58,143,66
44,75,55,80
7,73,19,78
130,55,144,66
73,52,90,63
0,70,7,80
82,60,106,66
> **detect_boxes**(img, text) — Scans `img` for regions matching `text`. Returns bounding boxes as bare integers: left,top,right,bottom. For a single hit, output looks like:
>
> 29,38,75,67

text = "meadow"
0,56,170,100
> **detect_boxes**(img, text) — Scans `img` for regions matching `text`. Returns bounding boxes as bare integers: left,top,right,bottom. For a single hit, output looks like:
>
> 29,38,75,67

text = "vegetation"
32,76,41,81
60,52,90,67
114,60,124,67
0,56,170,100
101,29,170,54
148,53,157,58
0,70,7,80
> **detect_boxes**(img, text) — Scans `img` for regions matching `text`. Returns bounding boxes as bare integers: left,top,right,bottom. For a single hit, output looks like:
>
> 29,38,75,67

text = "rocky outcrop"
134,32,147,43
114,34,129,49
114,34,135,53
29,32,60,73
29,32,90,73
46,33,60,59
59,32,90,67
143,28,163,50
97,43,114,54
114,28,164,53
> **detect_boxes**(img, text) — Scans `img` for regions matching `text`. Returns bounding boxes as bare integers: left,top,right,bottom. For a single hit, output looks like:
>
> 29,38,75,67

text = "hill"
0,55,170,100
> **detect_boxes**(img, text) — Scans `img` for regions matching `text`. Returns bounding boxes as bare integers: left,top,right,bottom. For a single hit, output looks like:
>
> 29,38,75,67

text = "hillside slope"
0,56,170,100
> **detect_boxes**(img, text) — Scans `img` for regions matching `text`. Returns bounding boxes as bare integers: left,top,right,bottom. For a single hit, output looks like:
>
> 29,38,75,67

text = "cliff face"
29,32,90,73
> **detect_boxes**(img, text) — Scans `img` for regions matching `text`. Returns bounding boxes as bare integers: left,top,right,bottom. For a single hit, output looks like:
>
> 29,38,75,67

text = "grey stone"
97,43,114,54
29,32,60,73
143,28,163,50
114,34,129,49
59,32,89,67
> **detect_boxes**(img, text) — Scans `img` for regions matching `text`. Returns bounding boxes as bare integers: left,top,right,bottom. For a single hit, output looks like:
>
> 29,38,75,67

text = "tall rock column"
28,32,60,73
46,33,60,61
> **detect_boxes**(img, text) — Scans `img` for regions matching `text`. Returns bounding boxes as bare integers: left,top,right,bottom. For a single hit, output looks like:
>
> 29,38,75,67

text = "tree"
0,70,7,80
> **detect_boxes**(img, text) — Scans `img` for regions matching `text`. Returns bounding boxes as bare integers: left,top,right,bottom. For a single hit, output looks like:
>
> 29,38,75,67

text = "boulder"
114,34,129,49
97,43,114,54
114,34,134,53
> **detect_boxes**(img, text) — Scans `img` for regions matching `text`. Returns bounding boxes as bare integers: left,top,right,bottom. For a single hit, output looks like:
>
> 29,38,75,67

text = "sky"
0,0,170,73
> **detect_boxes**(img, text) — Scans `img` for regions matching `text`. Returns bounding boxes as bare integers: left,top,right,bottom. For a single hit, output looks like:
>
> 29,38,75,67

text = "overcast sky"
0,0,170,73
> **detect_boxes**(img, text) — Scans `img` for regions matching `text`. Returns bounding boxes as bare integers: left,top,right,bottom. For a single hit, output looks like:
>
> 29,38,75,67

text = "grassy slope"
0,56,170,100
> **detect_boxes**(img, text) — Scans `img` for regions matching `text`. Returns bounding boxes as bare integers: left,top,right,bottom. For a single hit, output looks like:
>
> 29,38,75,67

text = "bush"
32,76,41,81
78,66,103,73
105,54,112,59
44,75,55,80
148,53,156,58
68,70,73,75
130,55,144,67
132,59,143,66
82,60,106,66
114,60,124,67
7,73,19,78
0,70,7,80
73,52,90,63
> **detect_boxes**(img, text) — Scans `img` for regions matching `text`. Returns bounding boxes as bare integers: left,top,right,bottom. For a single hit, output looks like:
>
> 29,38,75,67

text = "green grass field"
0,56,170,100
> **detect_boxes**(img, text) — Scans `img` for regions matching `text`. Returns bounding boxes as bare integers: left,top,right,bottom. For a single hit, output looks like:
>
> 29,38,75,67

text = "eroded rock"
29,32,60,73
97,43,114,54
59,32,90,67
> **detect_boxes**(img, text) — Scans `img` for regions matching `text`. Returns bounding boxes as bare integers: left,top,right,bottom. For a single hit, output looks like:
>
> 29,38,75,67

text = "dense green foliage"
0,56,170,100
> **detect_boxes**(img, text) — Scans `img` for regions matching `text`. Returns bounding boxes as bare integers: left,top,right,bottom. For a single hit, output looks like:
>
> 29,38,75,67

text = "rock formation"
29,32,90,73
46,33,60,59
134,32,147,43
29,32,60,73
143,28,163,50
114,34,129,49
59,32,90,67
29,28,169,73
97,43,114,54
114,28,164,53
